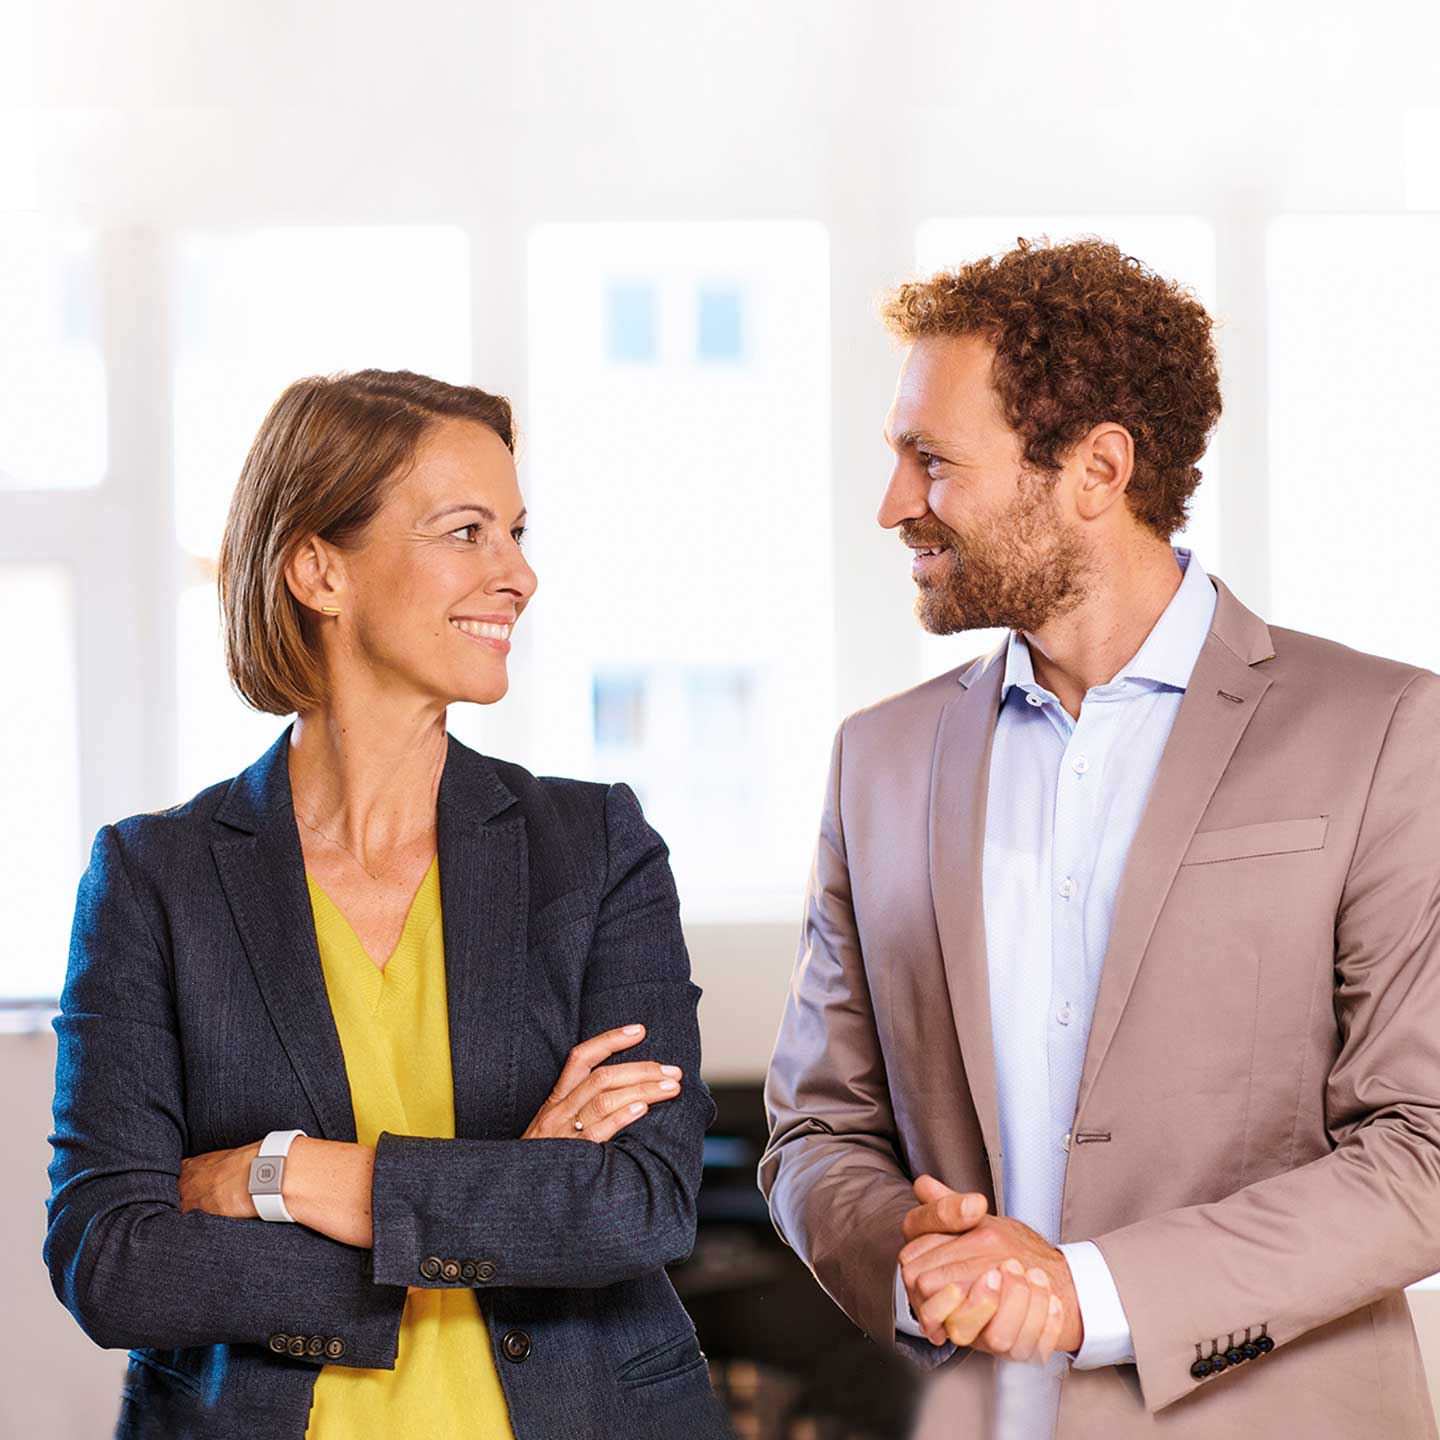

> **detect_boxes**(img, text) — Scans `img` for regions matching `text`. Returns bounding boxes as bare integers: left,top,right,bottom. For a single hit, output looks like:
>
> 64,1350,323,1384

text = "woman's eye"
511,526,527,547
450,522,482,543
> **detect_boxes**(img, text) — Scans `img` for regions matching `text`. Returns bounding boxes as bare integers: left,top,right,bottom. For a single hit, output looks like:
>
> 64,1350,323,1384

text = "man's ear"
1072,422,1135,521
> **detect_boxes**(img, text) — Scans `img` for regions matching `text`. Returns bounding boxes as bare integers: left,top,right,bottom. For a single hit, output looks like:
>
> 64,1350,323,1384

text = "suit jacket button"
325,1337,346,1360
1190,1358,1211,1379
441,1259,461,1281
1256,1336,1275,1354
306,1335,325,1357
1241,1341,1260,1361
268,1333,289,1354
420,1255,443,1280
287,1336,307,1357
501,1329,531,1363
475,1259,496,1281
460,1261,477,1281
1225,1345,1245,1366
1208,1352,1228,1372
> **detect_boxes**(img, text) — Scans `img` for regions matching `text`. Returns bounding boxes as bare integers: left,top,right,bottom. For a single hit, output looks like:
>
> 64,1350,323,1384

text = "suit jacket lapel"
212,722,524,1144
212,723,358,1143
435,744,527,1141
930,636,1009,1211
1073,574,1274,1116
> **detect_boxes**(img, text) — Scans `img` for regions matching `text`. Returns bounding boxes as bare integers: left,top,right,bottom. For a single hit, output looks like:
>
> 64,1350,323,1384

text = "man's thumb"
914,1173,987,1222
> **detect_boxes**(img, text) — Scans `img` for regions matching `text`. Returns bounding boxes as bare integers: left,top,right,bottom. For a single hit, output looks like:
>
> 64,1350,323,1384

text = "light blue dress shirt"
896,545,1218,1439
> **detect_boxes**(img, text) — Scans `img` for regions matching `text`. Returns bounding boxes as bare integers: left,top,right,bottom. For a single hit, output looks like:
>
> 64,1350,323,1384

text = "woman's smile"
449,615,514,654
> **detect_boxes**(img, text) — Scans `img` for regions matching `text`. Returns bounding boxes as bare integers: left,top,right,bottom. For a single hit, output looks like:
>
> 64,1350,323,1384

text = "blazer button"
325,1337,346,1360
419,1255,443,1280
440,1260,461,1281
268,1333,289,1354
306,1335,325,1357
287,1337,307,1357
501,1329,531,1363
460,1261,477,1281
475,1259,496,1281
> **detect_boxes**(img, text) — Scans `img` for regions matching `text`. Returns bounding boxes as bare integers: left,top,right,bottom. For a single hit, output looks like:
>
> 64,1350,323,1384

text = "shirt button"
1058,878,1076,898
1072,756,1089,774
1026,692,1044,706
1057,1003,1074,1025
1062,1131,1072,1151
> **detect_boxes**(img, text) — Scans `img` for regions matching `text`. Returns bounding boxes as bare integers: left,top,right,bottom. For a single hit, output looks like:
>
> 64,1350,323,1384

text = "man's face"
879,334,1094,636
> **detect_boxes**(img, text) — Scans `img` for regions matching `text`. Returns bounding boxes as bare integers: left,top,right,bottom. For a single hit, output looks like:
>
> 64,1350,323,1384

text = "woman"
44,370,735,1439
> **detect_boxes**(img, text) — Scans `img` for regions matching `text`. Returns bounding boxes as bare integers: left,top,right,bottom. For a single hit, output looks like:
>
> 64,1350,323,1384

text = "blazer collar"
211,721,528,1144
931,571,1274,1214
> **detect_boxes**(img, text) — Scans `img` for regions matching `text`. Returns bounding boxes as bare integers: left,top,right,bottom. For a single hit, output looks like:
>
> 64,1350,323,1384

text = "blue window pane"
593,670,647,746
605,281,657,363
696,283,744,362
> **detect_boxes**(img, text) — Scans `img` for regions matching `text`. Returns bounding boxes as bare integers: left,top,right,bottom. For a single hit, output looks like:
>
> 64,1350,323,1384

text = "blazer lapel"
212,722,357,1143
434,739,527,1141
930,636,1009,1211
212,723,525,1144
1073,573,1274,1115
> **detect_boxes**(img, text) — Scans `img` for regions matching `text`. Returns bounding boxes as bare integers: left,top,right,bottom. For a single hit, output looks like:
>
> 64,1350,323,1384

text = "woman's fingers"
1003,1269,1054,1361
547,1023,649,1104
573,1077,682,1131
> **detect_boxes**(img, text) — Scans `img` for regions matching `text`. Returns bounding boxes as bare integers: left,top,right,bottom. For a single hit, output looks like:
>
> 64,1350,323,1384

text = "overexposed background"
4,1,1440,1433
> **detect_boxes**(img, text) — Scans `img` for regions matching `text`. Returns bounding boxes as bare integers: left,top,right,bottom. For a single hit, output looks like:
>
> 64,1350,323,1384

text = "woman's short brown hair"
216,368,515,716
880,236,1222,541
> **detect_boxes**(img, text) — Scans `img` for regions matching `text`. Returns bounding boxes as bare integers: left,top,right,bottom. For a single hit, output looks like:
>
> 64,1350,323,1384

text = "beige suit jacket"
758,571,1440,1437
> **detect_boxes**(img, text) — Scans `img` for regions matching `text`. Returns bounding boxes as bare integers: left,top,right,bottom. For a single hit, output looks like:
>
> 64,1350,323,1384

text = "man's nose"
877,460,928,530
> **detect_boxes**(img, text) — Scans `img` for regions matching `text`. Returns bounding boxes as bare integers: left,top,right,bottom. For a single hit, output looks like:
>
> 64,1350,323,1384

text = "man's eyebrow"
883,427,952,453
424,503,528,525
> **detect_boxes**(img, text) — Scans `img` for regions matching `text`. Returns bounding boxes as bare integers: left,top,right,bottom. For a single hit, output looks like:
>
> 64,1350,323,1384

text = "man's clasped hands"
900,1175,1082,1364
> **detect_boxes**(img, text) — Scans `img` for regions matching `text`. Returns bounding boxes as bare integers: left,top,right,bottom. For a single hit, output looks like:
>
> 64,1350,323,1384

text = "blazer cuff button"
324,1337,346,1360
419,1255,443,1280
268,1333,289,1354
440,1260,461,1281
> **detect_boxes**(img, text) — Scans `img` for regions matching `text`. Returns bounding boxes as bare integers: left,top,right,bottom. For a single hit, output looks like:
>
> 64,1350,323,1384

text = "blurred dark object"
669,1081,921,1440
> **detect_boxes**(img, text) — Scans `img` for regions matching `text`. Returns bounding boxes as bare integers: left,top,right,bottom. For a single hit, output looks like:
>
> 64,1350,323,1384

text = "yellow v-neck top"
302,853,517,1440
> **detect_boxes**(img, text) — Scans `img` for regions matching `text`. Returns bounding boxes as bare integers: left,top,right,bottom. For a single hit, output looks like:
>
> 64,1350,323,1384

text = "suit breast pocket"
1178,814,1329,866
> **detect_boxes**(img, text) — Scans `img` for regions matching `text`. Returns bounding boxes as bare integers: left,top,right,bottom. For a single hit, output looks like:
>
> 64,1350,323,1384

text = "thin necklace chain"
295,807,435,883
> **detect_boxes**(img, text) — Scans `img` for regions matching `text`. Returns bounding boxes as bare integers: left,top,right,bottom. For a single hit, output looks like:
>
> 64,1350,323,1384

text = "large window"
911,217,1220,682
1268,215,1440,673
526,222,833,920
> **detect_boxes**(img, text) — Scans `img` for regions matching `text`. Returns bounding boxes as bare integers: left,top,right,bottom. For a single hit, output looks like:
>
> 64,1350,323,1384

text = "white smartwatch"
248,1129,308,1222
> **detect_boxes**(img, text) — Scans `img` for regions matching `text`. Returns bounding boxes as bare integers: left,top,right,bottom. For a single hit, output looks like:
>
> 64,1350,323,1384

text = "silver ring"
574,1119,584,1132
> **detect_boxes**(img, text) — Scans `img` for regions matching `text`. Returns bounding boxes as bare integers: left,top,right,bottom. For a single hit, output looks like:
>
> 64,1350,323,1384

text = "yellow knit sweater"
303,854,517,1439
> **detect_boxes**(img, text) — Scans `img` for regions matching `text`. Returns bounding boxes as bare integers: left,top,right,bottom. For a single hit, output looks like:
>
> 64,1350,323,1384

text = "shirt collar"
1000,545,1217,703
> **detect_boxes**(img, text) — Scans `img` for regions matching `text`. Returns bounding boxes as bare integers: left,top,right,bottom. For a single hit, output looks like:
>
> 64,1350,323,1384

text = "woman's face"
322,416,536,709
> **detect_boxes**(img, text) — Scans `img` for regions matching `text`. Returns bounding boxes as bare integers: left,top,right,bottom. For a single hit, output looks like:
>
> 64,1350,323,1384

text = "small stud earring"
320,605,340,615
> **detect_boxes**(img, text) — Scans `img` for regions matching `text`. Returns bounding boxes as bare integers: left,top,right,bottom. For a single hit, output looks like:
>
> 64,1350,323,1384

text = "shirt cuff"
895,1259,928,1338
1058,1240,1135,1367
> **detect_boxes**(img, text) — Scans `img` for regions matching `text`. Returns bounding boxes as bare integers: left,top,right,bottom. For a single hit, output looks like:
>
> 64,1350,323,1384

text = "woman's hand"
178,1137,376,1249
522,1022,683,1142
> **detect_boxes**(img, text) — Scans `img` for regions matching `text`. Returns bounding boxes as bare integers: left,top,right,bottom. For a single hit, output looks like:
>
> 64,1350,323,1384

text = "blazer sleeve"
756,721,955,1371
44,823,408,1367
367,780,717,1290
1090,669,1440,1412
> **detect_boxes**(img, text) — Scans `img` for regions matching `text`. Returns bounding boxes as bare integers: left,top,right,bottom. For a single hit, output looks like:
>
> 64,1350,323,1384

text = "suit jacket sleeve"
1091,670,1440,1412
368,780,716,1290
44,823,409,1366
758,721,956,1371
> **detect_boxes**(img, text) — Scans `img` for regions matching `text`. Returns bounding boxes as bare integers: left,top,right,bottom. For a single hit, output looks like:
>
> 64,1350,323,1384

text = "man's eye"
919,452,944,470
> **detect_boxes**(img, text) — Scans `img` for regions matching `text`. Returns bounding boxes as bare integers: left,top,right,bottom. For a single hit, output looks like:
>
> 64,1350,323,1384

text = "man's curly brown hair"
880,236,1222,542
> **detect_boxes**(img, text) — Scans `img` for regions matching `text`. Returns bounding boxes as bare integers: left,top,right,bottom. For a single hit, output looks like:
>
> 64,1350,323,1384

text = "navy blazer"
45,722,736,1439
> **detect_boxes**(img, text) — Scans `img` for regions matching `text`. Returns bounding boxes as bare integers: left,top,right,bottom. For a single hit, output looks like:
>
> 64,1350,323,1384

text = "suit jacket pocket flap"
1180,814,1329,866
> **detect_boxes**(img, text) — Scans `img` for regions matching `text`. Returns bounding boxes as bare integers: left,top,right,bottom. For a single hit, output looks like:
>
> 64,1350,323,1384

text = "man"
758,237,1440,1438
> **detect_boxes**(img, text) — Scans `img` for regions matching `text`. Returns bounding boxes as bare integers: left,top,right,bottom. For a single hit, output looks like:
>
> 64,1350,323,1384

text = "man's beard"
903,469,1094,636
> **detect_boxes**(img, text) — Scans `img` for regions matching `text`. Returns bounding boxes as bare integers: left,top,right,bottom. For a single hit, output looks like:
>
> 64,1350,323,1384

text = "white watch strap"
251,1128,307,1223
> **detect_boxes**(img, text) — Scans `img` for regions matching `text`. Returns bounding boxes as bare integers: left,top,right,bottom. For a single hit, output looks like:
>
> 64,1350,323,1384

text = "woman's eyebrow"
425,503,528,526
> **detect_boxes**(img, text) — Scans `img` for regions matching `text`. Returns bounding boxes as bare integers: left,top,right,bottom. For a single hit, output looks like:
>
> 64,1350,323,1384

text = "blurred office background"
3,1,1439,1434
